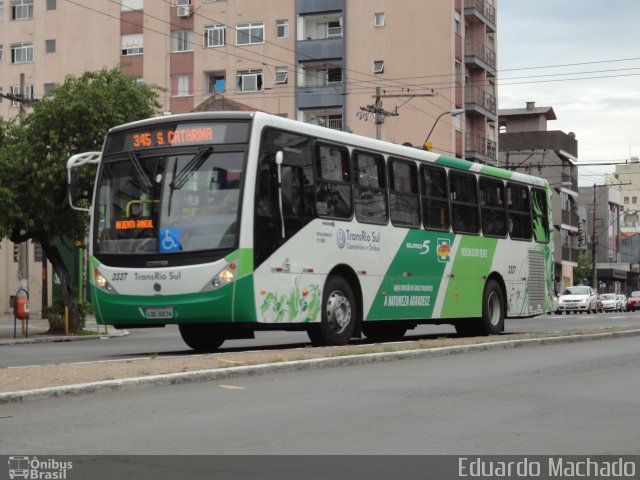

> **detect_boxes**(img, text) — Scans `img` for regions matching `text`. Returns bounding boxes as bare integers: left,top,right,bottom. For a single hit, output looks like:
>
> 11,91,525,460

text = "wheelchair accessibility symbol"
159,228,181,252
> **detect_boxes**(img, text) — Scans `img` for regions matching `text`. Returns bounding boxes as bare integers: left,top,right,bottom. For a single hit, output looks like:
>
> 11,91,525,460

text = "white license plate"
146,307,173,319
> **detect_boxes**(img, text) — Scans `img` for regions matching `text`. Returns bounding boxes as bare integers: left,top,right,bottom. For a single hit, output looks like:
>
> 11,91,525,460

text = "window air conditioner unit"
177,5,192,17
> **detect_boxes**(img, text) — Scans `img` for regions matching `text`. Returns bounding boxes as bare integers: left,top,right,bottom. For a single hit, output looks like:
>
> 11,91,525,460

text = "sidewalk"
0,313,126,345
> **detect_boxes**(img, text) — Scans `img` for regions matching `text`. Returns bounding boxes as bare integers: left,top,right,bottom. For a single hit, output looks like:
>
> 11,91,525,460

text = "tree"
0,68,161,332
573,251,592,286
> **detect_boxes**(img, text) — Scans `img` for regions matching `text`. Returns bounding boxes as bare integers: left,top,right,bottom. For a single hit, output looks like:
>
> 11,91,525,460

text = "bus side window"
531,187,550,243
389,158,420,228
353,150,388,225
450,171,479,234
420,164,450,231
507,183,532,240
480,177,507,237
314,143,352,219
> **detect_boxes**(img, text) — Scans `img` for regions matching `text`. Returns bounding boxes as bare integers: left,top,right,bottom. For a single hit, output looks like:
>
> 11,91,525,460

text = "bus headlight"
211,262,236,288
94,268,118,294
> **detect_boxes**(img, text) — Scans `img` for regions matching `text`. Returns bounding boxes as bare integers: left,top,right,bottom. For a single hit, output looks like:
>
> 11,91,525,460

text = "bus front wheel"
307,276,357,346
179,324,225,352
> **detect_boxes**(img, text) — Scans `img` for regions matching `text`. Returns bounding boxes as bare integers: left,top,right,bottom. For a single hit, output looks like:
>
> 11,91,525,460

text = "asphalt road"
2,311,640,368
2,335,639,455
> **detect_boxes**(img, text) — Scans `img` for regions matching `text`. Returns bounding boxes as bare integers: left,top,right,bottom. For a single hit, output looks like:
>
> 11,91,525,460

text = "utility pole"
357,87,436,140
592,183,597,291
2,74,38,294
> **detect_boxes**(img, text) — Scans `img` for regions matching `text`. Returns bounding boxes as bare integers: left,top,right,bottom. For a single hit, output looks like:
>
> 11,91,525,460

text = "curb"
3,328,640,404
0,330,129,346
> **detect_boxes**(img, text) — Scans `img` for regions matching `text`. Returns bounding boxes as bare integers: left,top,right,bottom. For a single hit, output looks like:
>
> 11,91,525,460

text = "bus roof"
108,111,549,189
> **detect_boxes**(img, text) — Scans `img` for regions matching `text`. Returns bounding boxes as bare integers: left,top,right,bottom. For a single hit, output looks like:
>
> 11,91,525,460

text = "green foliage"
573,251,592,285
0,67,161,333
0,67,161,243
42,297,92,332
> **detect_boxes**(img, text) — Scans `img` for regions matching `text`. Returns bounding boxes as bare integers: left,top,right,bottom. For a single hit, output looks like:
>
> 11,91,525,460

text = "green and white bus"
67,111,555,351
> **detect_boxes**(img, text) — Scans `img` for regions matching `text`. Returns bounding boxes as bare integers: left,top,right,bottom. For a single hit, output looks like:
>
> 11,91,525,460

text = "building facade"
0,0,498,313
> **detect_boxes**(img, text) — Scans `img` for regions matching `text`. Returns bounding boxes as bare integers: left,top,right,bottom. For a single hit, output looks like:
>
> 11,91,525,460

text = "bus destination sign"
127,125,214,149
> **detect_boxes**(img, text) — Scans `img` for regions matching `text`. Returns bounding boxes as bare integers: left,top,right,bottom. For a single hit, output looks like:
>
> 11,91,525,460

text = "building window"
11,84,33,107
633,197,637,204
373,60,384,74
0,2,3,19
207,72,225,93
121,34,143,55
46,0,56,10
624,197,629,204
45,39,56,53
236,22,264,45
274,67,288,84
374,12,385,27
0,45,3,61
236,69,263,92
171,74,193,96
121,0,143,10
11,0,33,20
327,20,342,37
454,12,461,35
455,61,462,84
171,30,193,52
11,42,33,63
276,19,288,38
176,0,191,16
204,24,225,47
43,83,55,96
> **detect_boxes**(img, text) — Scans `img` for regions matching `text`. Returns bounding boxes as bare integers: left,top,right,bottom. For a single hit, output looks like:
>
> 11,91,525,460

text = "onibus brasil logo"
8,456,73,479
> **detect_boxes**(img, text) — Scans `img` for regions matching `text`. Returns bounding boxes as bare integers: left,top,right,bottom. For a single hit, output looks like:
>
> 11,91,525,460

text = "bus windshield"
94,148,244,255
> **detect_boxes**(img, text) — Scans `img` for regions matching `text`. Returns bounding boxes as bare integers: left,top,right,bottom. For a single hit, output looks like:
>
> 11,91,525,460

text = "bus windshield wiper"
167,146,214,216
170,146,214,191
128,152,152,189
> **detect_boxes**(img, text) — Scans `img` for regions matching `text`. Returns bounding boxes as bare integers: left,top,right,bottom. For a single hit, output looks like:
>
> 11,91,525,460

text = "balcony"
465,132,497,165
464,0,496,32
464,86,497,121
465,39,496,75
300,109,343,131
296,63,345,110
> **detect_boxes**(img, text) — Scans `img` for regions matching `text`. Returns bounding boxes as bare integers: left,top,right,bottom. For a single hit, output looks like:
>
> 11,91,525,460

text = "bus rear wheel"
455,280,505,336
307,276,357,346
480,279,505,335
179,324,225,352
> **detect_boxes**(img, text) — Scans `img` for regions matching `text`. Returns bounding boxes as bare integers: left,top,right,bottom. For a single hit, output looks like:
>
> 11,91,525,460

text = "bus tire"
179,324,225,352
308,276,357,346
362,322,408,342
480,279,505,335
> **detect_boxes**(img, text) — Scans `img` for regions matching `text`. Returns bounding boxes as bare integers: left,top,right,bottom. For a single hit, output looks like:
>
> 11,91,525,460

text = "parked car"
556,286,598,314
600,293,618,312
617,294,626,311
626,291,640,312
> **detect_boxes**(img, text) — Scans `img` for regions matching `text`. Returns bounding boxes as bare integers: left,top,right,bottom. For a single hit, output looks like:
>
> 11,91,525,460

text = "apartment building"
0,0,498,313
498,102,580,290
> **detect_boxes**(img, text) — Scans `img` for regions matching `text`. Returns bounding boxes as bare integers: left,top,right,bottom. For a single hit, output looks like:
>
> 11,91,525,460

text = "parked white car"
556,286,598,314
600,293,619,312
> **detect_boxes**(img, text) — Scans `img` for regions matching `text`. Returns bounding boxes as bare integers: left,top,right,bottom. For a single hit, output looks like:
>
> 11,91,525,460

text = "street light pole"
423,108,465,151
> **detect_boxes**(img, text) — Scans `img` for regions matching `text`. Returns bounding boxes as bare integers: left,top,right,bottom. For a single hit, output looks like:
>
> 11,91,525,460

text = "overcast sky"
498,0,639,185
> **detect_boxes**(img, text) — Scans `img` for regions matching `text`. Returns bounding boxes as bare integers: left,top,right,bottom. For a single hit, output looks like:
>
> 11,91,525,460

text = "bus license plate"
146,307,173,319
